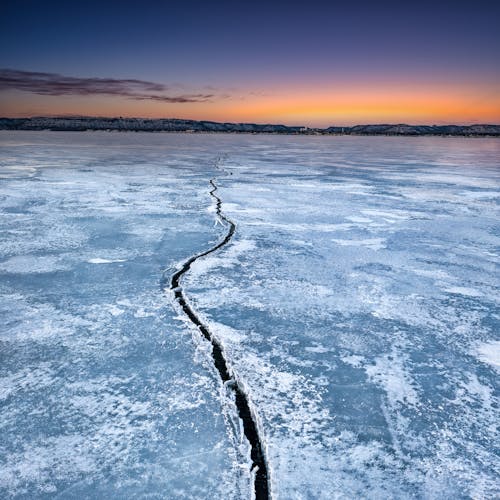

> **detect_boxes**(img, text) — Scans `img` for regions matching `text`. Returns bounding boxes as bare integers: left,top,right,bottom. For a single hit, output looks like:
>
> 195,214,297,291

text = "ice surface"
1,132,499,499
180,135,500,498
475,341,500,371
0,132,251,499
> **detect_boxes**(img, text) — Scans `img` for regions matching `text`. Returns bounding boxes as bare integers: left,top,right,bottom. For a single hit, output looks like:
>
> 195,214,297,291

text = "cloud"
0,69,216,103
133,93,214,103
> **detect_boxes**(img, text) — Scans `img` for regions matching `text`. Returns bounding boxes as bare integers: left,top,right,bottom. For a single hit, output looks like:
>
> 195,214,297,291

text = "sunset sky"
1,0,499,126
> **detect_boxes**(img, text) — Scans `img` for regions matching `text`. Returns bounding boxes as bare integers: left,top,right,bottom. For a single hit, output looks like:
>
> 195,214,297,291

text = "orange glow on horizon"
1,82,499,127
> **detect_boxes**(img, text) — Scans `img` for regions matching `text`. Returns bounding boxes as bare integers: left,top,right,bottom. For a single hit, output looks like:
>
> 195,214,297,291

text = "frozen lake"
0,132,499,499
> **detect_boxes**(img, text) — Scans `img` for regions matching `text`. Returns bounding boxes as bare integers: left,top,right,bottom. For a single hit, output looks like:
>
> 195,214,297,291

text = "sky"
1,0,499,126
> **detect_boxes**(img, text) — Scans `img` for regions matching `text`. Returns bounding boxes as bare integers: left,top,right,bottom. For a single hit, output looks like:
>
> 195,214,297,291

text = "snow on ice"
1,132,499,498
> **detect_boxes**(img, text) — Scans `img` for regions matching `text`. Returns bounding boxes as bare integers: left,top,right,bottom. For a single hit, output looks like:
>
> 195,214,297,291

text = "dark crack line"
162,174,270,500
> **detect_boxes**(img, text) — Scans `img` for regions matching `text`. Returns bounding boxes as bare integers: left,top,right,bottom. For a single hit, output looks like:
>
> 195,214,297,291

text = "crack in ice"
161,161,270,500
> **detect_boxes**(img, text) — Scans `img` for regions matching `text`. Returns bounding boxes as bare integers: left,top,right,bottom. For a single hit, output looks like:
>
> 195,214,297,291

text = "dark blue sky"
1,0,499,124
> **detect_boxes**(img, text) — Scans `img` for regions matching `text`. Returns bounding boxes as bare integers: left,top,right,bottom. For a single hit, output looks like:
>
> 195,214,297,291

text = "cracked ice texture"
1,132,499,499
182,135,500,499
0,132,251,499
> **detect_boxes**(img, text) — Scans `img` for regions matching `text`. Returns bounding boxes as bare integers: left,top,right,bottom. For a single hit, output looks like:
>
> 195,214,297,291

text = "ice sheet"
0,132,251,499
1,132,499,499
181,135,500,498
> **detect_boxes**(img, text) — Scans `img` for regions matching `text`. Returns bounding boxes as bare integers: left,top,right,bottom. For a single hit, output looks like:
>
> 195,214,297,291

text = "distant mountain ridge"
1,117,499,136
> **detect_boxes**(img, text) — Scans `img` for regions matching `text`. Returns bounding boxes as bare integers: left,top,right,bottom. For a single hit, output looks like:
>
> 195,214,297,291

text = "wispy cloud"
0,69,216,103
132,93,215,103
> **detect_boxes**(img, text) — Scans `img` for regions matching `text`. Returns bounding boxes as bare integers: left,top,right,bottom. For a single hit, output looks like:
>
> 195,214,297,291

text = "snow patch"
332,237,386,251
189,239,256,277
87,258,127,264
474,341,500,370
445,286,483,298
365,350,418,407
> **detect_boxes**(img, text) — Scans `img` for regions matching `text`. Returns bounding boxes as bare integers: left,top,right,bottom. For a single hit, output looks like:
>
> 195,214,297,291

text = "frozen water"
181,136,500,498
475,340,500,371
1,132,499,499
0,132,251,499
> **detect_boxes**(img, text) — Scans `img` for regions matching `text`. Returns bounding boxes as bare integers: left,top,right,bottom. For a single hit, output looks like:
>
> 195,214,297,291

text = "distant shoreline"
1,117,499,137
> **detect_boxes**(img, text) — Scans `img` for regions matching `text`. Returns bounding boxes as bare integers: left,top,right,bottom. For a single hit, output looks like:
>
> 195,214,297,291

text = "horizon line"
1,116,499,129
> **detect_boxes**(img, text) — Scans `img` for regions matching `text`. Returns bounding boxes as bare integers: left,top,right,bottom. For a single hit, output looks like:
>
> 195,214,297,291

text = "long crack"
162,174,270,500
